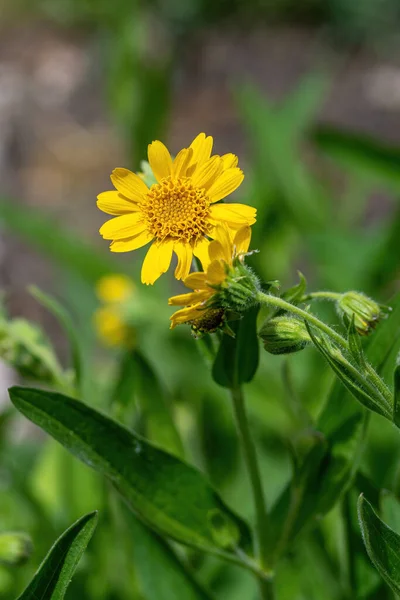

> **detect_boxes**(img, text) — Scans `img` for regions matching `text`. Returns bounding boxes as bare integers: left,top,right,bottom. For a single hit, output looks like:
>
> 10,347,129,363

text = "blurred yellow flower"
94,274,135,347
169,224,251,330
98,133,256,285
96,274,135,304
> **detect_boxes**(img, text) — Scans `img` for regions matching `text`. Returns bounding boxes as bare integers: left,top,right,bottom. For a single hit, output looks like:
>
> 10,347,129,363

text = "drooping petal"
111,168,149,200
191,156,223,191
97,191,140,215
209,203,256,225
147,140,173,182
168,289,211,306
141,240,174,285
208,168,244,203
170,304,205,329
110,230,154,253
193,237,211,270
206,260,226,285
183,271,209,290
189,133,213,171
208,240,231,264
211,224,233,261
172,147,193,179
221,153,238,169
234,226,252,254
100,213,146,240
174,242,193,281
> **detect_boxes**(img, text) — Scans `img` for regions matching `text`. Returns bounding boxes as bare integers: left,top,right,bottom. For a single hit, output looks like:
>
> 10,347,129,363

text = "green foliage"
9,387,252,560
358,494,400,596
16,512,97,599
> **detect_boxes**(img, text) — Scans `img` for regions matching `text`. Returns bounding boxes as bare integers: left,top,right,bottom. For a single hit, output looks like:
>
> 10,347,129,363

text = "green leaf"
347,315,365,366
212,307,259,388
393,360,400,428
128,350,184,458
281,271,307,304
312,125,400,190
358,494,400,596
9,386,252,559
127,512,213,600
29,286,83,391
0,199,120,284
16,511,97,600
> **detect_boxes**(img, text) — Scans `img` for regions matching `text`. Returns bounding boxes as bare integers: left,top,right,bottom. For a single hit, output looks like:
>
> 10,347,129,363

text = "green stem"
257,291,392,410
230,386,274,599
303,291,341,302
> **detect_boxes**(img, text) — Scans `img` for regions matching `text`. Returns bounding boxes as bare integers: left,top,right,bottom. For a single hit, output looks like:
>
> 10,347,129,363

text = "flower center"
191,308,225,335
142,177,211,242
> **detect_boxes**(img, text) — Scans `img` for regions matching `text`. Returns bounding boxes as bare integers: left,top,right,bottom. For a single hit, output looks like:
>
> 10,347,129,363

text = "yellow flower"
168,225,252,330
98,133,256,285
94,274,135,347
96,274,135,304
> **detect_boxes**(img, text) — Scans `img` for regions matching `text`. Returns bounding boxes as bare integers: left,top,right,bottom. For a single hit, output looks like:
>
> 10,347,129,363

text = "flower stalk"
230,385,274,599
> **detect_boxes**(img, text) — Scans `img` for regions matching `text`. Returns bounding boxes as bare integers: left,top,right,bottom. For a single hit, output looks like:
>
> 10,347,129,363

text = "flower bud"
0,532,33,566
259,316,311,355
337,291,384,336
217,262,261,313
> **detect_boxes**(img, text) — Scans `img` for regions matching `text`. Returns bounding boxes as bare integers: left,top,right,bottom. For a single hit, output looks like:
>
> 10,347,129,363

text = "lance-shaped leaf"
127,512,213,600
212,307,259,388
16,511,97,600
358,494,400,596
9,387,252,559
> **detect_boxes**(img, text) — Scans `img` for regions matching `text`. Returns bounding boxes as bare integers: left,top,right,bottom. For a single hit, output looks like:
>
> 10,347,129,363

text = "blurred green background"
1,0,400,598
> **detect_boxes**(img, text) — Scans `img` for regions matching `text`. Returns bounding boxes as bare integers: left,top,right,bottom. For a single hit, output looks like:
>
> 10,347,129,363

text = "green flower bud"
337,291,384,336
259,316,311,355
0,532,33,566
216,262,261,314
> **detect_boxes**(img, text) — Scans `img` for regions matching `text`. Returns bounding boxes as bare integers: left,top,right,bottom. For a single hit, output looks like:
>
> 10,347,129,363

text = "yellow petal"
174,242,193,281
193,237,211,270
233,226,252,254
183,271,209,290
110,230,153,253
96,275,134,303
141,240,174,285
100,213,146,240
172,147,193,179
191,156,223,191
208,168,244,203
189,133,213,170
206,260,226,285
147,140,173,182
97,191,140,215
208,240,231,265
209,203,256,225
111,168,149,200
170,304,204,329
221,153,238,169
211,224,233,260
168,289,211,306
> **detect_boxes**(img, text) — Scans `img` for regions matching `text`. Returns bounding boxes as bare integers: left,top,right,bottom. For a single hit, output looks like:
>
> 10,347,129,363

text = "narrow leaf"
16,511,97,600
212,307,259,388
9,387,252,558
29,286,83,391
358,494,400,596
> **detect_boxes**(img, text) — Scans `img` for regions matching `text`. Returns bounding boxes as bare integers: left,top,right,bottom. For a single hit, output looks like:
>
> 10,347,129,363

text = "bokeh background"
2,1,400,598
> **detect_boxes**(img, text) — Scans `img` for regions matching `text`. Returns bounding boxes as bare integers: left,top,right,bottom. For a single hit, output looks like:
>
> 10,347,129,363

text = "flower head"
98,133,256,285
336,291,387,336
169,224,259,332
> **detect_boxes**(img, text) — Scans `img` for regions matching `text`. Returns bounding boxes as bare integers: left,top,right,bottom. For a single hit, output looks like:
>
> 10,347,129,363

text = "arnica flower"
94,274,135,347
168,224,258,332
98,133,256,285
